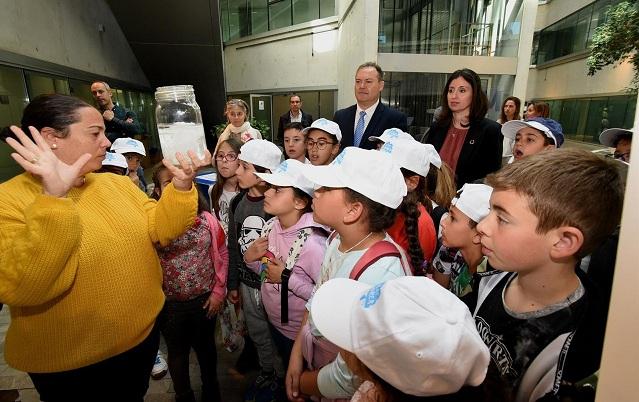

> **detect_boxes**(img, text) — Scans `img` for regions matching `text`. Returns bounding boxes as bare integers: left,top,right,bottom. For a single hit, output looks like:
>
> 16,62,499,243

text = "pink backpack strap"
350,240,407,280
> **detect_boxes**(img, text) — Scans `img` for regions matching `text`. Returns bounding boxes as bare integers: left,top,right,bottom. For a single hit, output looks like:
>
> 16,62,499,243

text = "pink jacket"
204,212,228,302
247,213,327,340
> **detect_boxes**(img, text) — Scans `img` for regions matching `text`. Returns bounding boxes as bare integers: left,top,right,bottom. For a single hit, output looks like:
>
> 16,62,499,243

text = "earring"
51,143,58,149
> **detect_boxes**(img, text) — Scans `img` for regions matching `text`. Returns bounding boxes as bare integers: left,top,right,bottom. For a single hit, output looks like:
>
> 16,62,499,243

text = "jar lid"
155,85,196,101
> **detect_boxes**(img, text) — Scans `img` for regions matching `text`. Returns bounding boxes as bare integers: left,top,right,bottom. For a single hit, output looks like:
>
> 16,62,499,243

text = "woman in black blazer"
426,69,502,188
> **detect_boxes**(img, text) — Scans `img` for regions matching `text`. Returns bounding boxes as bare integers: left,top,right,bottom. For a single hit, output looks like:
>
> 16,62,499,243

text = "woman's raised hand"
5,126,91,198
162,150,212,191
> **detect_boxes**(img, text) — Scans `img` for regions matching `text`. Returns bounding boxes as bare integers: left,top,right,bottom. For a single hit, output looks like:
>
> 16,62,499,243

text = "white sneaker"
151,351,168,379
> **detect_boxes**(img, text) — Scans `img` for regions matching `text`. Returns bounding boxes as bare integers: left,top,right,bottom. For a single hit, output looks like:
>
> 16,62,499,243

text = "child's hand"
163,149,212,191
266,258,285,283
227,289,240,304
243,237,268,263
127,170,140,186
203,293,224,319
286,347,305,402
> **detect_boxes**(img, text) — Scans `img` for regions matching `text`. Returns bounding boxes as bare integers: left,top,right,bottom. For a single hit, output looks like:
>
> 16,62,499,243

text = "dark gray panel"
105,0,227,133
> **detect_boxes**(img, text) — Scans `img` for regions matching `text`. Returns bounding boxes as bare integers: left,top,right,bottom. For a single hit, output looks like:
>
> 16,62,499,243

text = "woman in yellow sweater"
0,94,208,401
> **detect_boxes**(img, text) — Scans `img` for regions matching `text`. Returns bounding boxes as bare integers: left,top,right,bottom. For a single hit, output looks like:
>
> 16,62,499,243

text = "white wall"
223,20,339,94
527,59,634,100
0,0,148,85
335,0,380,108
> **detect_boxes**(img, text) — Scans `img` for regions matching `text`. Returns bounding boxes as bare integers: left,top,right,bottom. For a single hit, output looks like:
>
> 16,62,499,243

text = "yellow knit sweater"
0,172,197,373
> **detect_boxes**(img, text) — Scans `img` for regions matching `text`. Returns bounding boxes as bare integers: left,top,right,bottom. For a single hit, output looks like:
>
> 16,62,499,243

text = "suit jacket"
277,110,313,139
333,102,408,150
425,118,502,188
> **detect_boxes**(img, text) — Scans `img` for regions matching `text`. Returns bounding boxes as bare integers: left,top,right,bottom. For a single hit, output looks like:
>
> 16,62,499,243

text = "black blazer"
333,102,408,150
277,110,313,139
425,118,502,188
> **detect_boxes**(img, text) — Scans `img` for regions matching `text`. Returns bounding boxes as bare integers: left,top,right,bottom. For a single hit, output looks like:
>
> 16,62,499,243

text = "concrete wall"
223,19,339,94
527,0,634,101
222,0,384,109
0,0,148,86
335,0,380,108
527,59,635,100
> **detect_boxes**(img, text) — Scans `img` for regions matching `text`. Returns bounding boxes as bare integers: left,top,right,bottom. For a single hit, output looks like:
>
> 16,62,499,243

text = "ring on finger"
30,156,39,164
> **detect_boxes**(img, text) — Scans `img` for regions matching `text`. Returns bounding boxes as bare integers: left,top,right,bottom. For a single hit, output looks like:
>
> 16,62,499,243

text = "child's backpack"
325,231,412,280
260,217,317,324
348,239,412,279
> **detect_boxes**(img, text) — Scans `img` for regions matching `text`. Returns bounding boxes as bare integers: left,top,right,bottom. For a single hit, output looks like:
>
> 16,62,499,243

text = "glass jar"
155,85,207,165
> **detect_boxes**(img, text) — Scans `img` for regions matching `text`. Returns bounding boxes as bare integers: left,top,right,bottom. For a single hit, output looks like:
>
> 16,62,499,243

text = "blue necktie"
353,111,366,147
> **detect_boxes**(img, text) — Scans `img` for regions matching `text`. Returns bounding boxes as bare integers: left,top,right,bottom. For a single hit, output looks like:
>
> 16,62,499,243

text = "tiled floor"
0,308,255,402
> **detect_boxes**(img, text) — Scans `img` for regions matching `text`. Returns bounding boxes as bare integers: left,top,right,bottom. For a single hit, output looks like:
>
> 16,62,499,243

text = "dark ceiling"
105,0,226,139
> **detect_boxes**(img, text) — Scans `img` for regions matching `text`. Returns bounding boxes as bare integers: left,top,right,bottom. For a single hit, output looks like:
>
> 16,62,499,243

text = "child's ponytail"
399,190,426,275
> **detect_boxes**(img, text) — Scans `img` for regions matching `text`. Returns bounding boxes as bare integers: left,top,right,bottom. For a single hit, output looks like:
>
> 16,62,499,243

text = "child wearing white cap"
310,276,490,401
432,183,493,298
242,159,328,372
97,152,128,176
286,147,412,401
111,137,147,191
226,139,284,390
379,138,440,273
303,118,342,166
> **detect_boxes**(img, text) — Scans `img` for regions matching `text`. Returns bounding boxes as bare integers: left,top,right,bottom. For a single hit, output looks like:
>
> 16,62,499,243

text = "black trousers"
159,293,221,402
29,321,160,402
268,323,294,374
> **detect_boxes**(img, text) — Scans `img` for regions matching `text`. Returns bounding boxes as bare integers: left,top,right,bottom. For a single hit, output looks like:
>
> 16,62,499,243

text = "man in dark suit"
333,62,408,150
277,94,313,141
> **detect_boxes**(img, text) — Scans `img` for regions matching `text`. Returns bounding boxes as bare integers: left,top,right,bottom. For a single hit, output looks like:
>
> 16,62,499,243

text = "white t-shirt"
216,189,239,236
309,233,410,398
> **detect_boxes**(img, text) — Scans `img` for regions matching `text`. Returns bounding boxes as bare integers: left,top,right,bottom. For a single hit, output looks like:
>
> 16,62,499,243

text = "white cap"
301,147,407,208
301,118,342,143
599,127,633,147
102,152,128,169
451,183,493,223
110,138,146,156
368,127,413,143
380,138,442,177
311,277,490,396
255,159,315,196
238,139,283,171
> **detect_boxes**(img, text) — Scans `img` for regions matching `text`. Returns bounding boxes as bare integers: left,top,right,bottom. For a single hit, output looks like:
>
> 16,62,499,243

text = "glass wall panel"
381,71,511,139
535,0,622,65
378,0,522,56
269,0,292,30
26,71,70,97
320,0,335,18
220,0,336,42
545,94,637,143
293,0,319,25
251,0,269,35
69,79,94,105
0,65,29,182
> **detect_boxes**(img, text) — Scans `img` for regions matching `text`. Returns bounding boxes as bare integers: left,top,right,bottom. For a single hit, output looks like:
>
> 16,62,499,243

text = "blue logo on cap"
316,118,329,127
126,139,138,146
387,129,399,138
332,149,346,166
276,160,289,173
359,282,385,309
105,153,116,161
380,142,393,154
